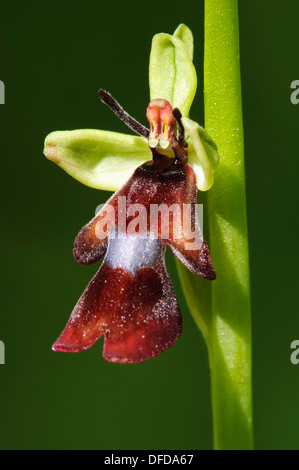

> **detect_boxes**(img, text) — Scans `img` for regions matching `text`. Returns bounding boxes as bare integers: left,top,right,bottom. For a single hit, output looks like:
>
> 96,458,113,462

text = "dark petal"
125,162,216,280
73,210,110,265
53,235,182,363
73,181,131,265
164,164,216,280
169,239,216,280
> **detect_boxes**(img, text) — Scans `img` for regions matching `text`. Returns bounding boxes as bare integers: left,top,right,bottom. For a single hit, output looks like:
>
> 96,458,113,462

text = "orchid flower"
44,24,219,363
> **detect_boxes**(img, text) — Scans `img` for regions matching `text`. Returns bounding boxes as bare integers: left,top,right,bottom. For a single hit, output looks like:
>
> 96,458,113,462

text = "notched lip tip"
52,340,97,353
103,339,180,364
103,356,134,365
103,353,153,365
52,343,74,353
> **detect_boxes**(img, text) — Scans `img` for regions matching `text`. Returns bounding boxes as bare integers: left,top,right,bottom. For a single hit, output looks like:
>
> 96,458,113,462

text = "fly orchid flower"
44,24,219,363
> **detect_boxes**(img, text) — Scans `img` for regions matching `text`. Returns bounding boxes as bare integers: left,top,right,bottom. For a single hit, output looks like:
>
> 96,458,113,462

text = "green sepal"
183,117,219,191
173,24,194,61
44,129,150,191
149,28,197,117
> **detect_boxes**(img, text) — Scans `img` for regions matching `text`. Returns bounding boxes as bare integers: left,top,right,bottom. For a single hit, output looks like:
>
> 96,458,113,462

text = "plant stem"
204,0,253,449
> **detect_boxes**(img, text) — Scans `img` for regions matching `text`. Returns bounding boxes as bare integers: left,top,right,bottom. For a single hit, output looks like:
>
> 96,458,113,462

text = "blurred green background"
0,0,299,450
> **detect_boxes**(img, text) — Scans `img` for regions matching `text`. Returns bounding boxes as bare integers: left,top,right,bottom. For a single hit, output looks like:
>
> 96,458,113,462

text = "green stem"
204,0,253,449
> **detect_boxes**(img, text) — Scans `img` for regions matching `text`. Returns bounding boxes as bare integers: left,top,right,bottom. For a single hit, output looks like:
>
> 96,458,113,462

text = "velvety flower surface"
44,25,219,363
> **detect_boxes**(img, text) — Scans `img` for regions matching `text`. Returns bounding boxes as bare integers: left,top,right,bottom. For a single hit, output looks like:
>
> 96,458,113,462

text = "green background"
0,0,298,450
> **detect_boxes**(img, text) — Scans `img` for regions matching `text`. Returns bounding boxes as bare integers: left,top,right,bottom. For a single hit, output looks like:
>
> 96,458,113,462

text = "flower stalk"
204,0,253,450
177,0,253,450
179,0,253,450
